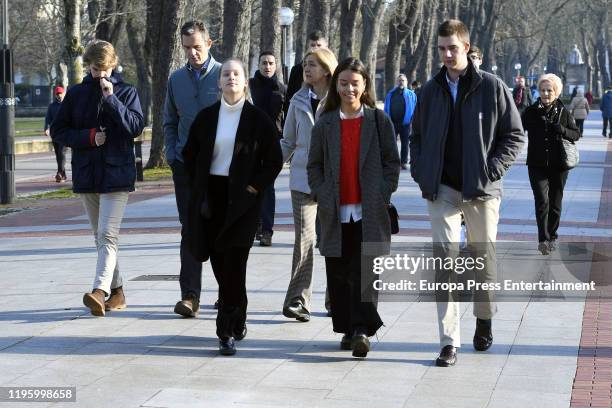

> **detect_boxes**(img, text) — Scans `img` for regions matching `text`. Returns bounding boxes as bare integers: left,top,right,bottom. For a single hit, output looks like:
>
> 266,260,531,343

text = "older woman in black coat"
182,58,282,355
521,73,581,255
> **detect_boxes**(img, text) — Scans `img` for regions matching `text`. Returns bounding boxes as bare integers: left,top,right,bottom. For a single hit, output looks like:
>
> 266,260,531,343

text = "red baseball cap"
54,86,65,95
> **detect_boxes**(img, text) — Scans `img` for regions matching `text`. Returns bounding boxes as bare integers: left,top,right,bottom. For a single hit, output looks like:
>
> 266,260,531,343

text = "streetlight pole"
1,0,16,204
279,7,294,82
514,63,522,79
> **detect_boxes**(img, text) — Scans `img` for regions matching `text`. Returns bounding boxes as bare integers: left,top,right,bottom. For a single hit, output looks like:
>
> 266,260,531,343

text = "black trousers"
171,161,203,299
259,183,276,234
325,220,383,337
208,175,250,340
528,166,569,243
575,119,584,134
603,117,611,136
393,123,411,165
52,142,66,173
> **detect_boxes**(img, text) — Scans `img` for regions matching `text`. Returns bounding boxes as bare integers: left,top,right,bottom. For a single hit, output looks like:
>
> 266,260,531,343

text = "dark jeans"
325,220,382,337
603,117,611,136
575,119,584,134
528,166,569,243
208,175,250,339
171,160,203,300
260,183,276,234
393,123,411,165
52,142,66,173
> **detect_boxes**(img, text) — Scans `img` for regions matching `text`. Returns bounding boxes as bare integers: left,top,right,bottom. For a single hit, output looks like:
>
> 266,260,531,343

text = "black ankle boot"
219,337,236,356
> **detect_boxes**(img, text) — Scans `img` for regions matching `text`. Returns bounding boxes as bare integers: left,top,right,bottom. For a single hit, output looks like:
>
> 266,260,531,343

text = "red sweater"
339,117,362,205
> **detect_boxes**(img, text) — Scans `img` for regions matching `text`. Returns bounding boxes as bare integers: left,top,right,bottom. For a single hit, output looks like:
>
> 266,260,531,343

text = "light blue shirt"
446,73,459,104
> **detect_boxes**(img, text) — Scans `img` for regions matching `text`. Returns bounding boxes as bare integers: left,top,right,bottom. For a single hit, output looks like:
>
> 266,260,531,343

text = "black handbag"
374,110,400,234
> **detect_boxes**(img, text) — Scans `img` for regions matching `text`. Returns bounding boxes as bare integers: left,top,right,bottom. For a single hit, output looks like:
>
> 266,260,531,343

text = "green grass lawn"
15,117,45,138
143,166,172,181
28,187,78,200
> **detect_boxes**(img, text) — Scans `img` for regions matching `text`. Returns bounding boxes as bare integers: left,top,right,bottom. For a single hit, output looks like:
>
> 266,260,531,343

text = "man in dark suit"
249,51,287,246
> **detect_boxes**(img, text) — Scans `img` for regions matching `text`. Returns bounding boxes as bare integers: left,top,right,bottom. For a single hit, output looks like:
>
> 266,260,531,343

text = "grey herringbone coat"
307,107,400,257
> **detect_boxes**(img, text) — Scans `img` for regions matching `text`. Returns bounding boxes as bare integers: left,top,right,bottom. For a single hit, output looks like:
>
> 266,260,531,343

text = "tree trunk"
221,0,252,62
307,0,330,36
404,0,424,81
385,0,422,91
293,0,309,65
209,0,224,58
126,4,151,126
359,0,385,96
145,0,182,168
63,0,84,86
260,0,283,81
338,0,362,61
416,0,439,82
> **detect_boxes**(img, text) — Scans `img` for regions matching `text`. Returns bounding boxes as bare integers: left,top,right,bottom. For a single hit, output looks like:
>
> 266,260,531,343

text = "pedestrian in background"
249,51,287,247
513,75,533,115
308,57,400,358
467,45,482,69
183,59,282,355
600,86,612,138
164,21,222,318
569,88,589,134
522,74,581,255
384,73,417,170
51,40,144,316
281,48,338,323
45,86,67,183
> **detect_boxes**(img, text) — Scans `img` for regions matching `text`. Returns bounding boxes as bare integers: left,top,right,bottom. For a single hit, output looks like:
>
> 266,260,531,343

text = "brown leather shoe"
83,289,106,316
105,287,127,311
174,296,200,317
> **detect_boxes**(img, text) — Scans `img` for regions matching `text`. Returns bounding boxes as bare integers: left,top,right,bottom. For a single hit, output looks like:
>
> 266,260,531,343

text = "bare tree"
384,0,421,92
359,0,385,94
221,0,252,62
307,0,330,36
338,0,362,60
63,0,84,85
125,0,151,126
89,0,128,43
260,0,283,80
293,0,309,64
145,0,182,168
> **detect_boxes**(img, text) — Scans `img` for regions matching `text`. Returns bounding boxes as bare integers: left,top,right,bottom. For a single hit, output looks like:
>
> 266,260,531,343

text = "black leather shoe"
214,300,219,309
351,331,370,358
473,318,493,351
234,326,247,341
282,303,310,322
340,334,352,350
219,337,236,356
435,345,457,367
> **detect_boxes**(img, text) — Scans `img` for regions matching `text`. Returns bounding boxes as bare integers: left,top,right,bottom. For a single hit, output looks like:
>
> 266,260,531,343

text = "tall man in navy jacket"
410,20,524,367
164,21,222,317
384,74,417,170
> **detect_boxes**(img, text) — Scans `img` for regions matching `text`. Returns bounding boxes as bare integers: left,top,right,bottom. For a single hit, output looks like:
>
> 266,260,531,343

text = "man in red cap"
45,86,67,182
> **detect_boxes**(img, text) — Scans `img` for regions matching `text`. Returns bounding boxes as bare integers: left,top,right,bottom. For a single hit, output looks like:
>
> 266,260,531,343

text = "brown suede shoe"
105,287,127,311
83,289,106,316
174,296,200,317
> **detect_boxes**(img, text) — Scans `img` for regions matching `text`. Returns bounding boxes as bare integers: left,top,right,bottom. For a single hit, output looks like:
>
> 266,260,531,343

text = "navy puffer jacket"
51,73,144,193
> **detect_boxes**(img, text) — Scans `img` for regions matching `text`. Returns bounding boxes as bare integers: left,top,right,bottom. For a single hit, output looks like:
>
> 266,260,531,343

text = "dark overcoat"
182,100,283,262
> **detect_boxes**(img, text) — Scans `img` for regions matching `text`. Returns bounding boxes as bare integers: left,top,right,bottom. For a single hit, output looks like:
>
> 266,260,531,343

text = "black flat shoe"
473,318,493,351
282,303,310,322
214,300,219,309
219,337,236,356
340,334,352,350
435,345,457,367
234,326,247,341
351,332,370,358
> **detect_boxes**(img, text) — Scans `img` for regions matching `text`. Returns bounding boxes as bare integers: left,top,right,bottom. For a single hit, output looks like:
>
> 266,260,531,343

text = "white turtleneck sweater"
210,96,245,176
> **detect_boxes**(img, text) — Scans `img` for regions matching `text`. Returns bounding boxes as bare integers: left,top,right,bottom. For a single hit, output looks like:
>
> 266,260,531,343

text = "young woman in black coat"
521,74,581,255
182,59,283,355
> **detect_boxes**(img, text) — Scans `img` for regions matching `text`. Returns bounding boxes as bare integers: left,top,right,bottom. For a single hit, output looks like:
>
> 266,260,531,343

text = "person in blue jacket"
601,86,612,138
44,86,67,182
51,40,144,317
384,74,417,169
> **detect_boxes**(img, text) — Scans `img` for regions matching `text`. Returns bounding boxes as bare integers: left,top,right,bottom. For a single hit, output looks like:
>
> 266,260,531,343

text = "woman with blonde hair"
308,57,400,357
521,73,581,255
280,48,338,322
183,58,282,355
52,40,144,316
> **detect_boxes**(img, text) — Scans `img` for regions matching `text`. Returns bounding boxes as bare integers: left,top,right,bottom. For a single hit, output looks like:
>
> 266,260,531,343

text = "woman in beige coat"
569,88,589,134
280,48,338,322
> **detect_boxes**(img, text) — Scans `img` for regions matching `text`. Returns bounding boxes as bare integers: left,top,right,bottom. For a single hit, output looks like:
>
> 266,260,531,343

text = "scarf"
536,98,562,125
514,86,524,107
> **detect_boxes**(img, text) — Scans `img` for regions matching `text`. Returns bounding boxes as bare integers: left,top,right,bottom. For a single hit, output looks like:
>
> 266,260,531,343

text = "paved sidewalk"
0,113,610,408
